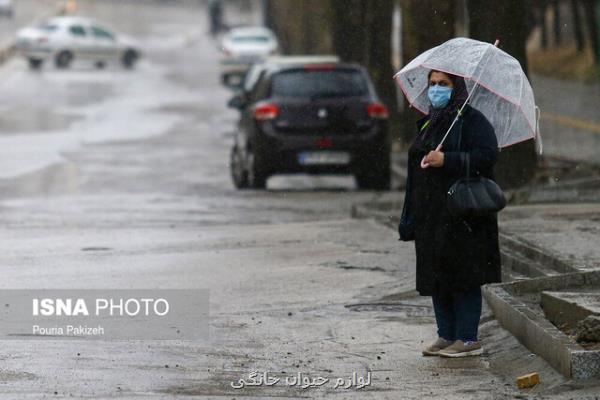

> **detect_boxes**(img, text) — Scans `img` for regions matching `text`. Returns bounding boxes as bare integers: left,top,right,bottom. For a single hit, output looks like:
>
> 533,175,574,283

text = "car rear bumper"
254,125,390,174
220,58,255,74
17,47,53,60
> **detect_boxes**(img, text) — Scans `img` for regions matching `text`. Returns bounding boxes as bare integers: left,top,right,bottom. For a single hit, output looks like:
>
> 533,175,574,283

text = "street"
0,1,599,399
0,1,430,398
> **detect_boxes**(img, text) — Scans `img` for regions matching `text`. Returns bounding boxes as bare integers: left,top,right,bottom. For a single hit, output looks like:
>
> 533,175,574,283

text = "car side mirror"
222,72,245,91
227,94,246,110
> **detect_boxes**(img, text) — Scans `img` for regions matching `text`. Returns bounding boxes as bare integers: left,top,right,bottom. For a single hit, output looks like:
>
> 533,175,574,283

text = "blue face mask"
428,85,453,109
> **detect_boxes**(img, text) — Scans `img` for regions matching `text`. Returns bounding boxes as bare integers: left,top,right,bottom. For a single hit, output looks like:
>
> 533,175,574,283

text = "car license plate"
298,151,350,165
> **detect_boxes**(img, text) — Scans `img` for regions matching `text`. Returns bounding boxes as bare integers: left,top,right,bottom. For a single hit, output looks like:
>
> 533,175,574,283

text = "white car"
220,26,278,86
0,0,13,18
16,16,140,70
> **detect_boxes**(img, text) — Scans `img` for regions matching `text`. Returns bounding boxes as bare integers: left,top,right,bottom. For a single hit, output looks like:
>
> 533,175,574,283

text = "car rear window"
38,24,58,32
231,36,270,44
271,69,369,98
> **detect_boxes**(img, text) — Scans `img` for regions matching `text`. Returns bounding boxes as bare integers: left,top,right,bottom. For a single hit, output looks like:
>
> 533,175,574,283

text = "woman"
398,70,501,358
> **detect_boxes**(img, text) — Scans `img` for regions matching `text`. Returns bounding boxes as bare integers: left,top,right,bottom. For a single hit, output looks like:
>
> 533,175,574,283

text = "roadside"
0,2,550,398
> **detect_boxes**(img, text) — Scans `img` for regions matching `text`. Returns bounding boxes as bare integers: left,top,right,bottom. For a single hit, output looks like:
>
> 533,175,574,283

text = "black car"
228,60,391,190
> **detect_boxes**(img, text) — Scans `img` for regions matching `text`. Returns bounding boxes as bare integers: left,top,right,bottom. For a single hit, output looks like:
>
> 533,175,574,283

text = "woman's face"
429,71,454,88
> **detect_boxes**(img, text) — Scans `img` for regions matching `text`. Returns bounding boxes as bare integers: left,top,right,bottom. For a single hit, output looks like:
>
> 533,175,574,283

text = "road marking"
543,112,600,134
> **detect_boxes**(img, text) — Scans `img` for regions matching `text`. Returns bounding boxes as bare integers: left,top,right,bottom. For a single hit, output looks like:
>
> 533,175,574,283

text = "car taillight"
315,138,332,148
253,104,279,120
37,37,49,44
367,102,389,119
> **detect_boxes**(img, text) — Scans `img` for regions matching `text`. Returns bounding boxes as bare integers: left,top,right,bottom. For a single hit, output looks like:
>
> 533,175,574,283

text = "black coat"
399,105,501,296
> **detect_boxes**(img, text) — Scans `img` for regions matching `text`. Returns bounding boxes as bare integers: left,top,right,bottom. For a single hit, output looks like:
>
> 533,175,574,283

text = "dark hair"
428,69,460,86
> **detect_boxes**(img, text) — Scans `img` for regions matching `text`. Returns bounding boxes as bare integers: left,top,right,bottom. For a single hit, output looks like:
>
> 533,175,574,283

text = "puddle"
0,369,37,382
81,247,112,252
0,109,79,134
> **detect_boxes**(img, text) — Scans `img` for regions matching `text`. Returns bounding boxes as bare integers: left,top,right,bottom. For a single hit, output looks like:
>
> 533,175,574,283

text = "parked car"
220,26,278,88
240,55,340,93
16,17,140,70
0,0,13,18
228,58,391,190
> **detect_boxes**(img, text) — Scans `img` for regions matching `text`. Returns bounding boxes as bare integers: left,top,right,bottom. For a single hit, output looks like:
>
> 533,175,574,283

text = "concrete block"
541,291,599,329
571,351,600,380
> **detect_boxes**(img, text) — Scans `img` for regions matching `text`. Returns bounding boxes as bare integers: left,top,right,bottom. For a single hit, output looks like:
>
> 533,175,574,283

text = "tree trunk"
329,0,368,63
583,0,600,62
327,1,397,124
552,0,562,45
264,0,333,54
572,0,586,51
365,0,397,113
398,0,455,143
468,0,538,188
539,0,549,49
401,0,455,69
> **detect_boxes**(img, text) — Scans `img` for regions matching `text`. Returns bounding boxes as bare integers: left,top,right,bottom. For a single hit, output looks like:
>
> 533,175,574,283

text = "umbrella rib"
502,61,525,146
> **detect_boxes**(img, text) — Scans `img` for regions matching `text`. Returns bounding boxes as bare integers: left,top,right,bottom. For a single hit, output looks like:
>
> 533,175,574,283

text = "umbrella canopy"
394,37,540,150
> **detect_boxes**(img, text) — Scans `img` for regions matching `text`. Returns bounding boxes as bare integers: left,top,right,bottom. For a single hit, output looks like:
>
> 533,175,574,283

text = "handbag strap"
456,116,463,150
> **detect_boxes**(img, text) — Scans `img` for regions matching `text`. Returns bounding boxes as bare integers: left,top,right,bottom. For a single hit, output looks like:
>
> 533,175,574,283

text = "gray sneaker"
438,340,483,358
422,337,454,356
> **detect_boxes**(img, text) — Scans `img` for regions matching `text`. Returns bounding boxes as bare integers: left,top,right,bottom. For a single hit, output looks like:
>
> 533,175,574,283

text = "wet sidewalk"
353,192,600,275
499,203,600,273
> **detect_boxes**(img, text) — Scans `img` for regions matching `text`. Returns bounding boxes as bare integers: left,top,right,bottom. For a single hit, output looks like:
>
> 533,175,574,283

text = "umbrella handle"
420,144,443,169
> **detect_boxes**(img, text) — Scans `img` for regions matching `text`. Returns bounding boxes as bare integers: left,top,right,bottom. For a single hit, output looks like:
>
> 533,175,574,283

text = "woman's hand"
425,150,444,167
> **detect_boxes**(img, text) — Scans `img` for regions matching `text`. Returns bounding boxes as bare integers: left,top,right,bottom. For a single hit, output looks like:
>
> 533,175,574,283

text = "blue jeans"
431,286,482,342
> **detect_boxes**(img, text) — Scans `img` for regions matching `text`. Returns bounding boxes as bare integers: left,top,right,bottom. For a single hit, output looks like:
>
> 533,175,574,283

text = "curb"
483,271,600,379
507,177,600,205
498,232,578,276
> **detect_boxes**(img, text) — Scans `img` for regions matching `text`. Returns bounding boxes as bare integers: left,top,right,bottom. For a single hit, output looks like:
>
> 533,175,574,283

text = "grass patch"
528,44,599,82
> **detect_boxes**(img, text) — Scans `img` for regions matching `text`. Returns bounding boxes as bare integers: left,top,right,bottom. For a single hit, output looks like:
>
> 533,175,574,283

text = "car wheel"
28,58,43,70
230,145,249,189
247,148,268,189
355,160,391,191
122,49,138,69
95,61,106,69
55,51,73,69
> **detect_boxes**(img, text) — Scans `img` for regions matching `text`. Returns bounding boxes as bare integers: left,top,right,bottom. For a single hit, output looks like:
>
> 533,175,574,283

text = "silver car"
16,16,140,70
220,26,278,87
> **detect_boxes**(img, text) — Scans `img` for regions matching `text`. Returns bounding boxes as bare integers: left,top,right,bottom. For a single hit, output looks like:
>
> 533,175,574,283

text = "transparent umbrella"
394,37,542,156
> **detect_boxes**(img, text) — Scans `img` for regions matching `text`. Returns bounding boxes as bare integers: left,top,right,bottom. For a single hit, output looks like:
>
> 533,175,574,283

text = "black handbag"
447,152,506,217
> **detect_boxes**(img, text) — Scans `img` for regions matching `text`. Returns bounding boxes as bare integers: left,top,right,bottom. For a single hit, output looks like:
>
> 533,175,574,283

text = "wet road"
0,1,528,398
532,74,600,165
